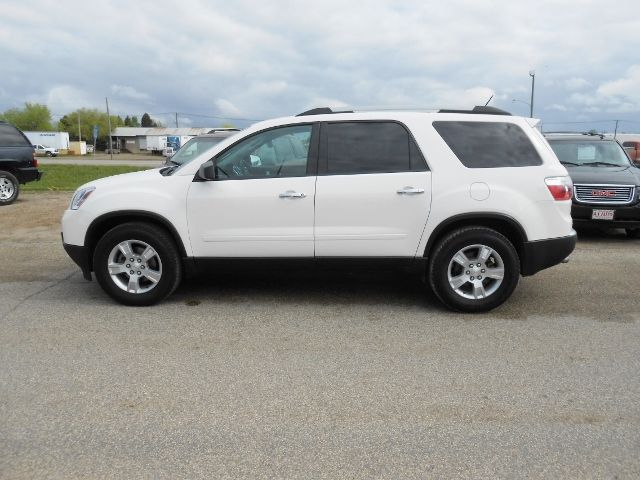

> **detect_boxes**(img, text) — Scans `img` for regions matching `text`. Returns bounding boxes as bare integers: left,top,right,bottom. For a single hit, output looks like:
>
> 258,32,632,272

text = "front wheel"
93,222,182,306
428,227,520,312
0,170,19,206
45,151,52,157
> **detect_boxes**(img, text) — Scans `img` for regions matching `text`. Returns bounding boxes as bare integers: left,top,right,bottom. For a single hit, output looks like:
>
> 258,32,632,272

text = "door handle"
279,190,306,199
397,186,425,195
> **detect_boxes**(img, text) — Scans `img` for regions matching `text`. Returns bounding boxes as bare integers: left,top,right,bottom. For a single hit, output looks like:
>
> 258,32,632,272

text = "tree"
221,122,236,129
57,108,124,141
0,102,53,131
124,115,131,126
130,115,140,127
141,113,153,127
140,112,162,127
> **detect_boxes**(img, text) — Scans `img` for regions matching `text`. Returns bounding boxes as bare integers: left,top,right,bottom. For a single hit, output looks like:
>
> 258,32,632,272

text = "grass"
23,164,149,191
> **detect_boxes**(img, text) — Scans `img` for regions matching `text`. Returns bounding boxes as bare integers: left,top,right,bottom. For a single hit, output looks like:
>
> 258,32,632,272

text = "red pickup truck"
622,140,640,164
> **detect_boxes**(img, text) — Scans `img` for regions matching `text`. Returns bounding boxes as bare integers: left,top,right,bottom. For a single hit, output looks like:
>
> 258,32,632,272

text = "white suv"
62,106,576,312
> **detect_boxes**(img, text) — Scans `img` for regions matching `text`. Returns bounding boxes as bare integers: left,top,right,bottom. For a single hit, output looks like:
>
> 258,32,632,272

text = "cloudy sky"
2,0,640,132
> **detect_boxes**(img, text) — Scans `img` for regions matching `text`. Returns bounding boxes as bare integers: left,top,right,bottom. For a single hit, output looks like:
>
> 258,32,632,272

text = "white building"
112,127,231,154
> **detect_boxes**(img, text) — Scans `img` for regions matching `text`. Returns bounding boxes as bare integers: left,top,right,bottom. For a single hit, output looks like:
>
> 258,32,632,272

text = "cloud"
303,97,349,111
597,65,640,100
1,0,640,129
565,77,590,90
111,85,151,102
214,99,243,117
545,104,568,112
569,65,640,113
36,85,98,114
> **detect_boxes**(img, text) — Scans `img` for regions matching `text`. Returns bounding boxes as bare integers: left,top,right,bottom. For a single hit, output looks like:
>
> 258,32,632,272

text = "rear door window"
433,121,542,168
325,122,427,175
0,123,30,147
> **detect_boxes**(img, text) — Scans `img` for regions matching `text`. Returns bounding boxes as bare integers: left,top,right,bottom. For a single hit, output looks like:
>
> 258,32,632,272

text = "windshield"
548,140,631,167
169,136,226,167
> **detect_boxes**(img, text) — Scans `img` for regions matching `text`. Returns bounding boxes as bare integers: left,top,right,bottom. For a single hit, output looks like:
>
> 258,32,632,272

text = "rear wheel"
428,227,520,312
0,170,19,206
93,222,182,306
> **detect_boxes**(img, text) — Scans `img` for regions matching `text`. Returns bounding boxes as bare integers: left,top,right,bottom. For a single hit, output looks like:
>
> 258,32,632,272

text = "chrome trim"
573,183,635,205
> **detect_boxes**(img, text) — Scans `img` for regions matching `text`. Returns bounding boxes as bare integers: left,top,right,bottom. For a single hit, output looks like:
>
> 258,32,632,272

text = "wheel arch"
85,210,187,270
0,166,18,176
424,213,528,268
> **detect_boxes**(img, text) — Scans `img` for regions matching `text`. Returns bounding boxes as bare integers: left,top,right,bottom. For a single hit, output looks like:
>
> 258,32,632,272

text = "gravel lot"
1,192,639,479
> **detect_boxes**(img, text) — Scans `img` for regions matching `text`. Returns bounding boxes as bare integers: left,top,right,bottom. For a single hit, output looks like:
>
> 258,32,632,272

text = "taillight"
33,157,39,168
545,176,573,201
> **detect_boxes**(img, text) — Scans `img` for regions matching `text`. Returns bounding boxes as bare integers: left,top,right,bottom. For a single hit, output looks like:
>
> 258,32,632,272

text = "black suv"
0,120,43,205
546,133,640,238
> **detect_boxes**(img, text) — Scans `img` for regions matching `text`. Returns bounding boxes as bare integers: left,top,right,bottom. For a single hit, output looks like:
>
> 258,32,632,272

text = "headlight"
70,186,95,210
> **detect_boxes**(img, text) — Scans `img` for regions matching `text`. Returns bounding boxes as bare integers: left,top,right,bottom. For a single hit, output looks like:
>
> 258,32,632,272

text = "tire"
428,227,520,313
626,228,640,239
93,222,182,306
0,170,19,206
46,151,52,157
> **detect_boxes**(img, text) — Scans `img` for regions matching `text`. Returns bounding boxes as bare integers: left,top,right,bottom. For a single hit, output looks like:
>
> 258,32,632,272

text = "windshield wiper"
560,161,579,166
582,161,623,167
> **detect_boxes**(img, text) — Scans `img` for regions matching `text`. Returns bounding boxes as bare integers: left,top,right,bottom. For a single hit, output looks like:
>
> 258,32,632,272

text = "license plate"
592,209,615,220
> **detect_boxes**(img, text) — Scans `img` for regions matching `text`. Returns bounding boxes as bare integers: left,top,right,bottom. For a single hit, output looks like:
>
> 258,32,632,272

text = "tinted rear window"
0,123,30,147
433,121,542,168
326,121,427,175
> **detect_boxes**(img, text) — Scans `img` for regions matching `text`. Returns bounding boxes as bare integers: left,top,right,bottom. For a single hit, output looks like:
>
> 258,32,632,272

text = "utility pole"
614,120,619,139
529,70,536,118
77,111,82,143
175,112,179,128
105,97,113,161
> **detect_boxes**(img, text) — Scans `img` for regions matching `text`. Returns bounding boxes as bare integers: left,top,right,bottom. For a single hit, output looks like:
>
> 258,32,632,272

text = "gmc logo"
591,190,615,197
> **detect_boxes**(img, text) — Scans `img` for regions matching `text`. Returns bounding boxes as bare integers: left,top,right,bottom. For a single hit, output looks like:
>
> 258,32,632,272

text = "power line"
148,112,264,122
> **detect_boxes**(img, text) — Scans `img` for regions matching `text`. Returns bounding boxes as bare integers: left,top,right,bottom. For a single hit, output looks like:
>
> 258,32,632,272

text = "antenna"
484,95,494,106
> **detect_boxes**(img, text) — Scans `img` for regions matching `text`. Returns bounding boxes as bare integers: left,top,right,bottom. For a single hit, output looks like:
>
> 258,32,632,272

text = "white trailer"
145,135,167,153
24,131,70,150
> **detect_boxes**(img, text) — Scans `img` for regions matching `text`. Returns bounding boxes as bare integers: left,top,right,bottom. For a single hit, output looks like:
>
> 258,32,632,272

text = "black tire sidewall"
429,228,520,313
0,171,19,206
93,223,182,306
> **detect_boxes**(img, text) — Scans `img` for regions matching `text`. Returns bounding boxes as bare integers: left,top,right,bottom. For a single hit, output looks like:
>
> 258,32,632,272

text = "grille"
574,184,635,205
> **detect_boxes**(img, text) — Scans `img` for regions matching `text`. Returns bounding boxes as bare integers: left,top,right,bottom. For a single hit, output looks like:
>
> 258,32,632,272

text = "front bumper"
571,203,640,229
62,238,92,281
521,230,577,276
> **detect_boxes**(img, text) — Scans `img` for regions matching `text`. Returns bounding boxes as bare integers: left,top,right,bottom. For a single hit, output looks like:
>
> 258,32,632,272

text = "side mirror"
197,160,216,181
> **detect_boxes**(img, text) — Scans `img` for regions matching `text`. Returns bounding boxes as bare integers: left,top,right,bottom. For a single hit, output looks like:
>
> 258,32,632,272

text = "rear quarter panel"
402,115,573,257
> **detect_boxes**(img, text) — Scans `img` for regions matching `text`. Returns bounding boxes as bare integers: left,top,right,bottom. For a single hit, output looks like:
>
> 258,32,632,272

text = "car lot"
1,192,639,478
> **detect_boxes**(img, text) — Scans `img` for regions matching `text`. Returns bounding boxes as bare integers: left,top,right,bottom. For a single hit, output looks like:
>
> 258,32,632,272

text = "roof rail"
207,128,241,133
437,106,512,116
582,131,605,139
544,131,606,139
296,107,354,117
296,105,512,117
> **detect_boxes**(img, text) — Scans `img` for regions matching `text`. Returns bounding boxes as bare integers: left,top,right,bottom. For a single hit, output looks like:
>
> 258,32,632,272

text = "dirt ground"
0,192,73,281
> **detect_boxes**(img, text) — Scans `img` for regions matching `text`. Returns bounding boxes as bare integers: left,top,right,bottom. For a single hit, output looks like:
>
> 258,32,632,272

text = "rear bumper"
17,167,42,183
62,239,92,281
521,231,577,276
